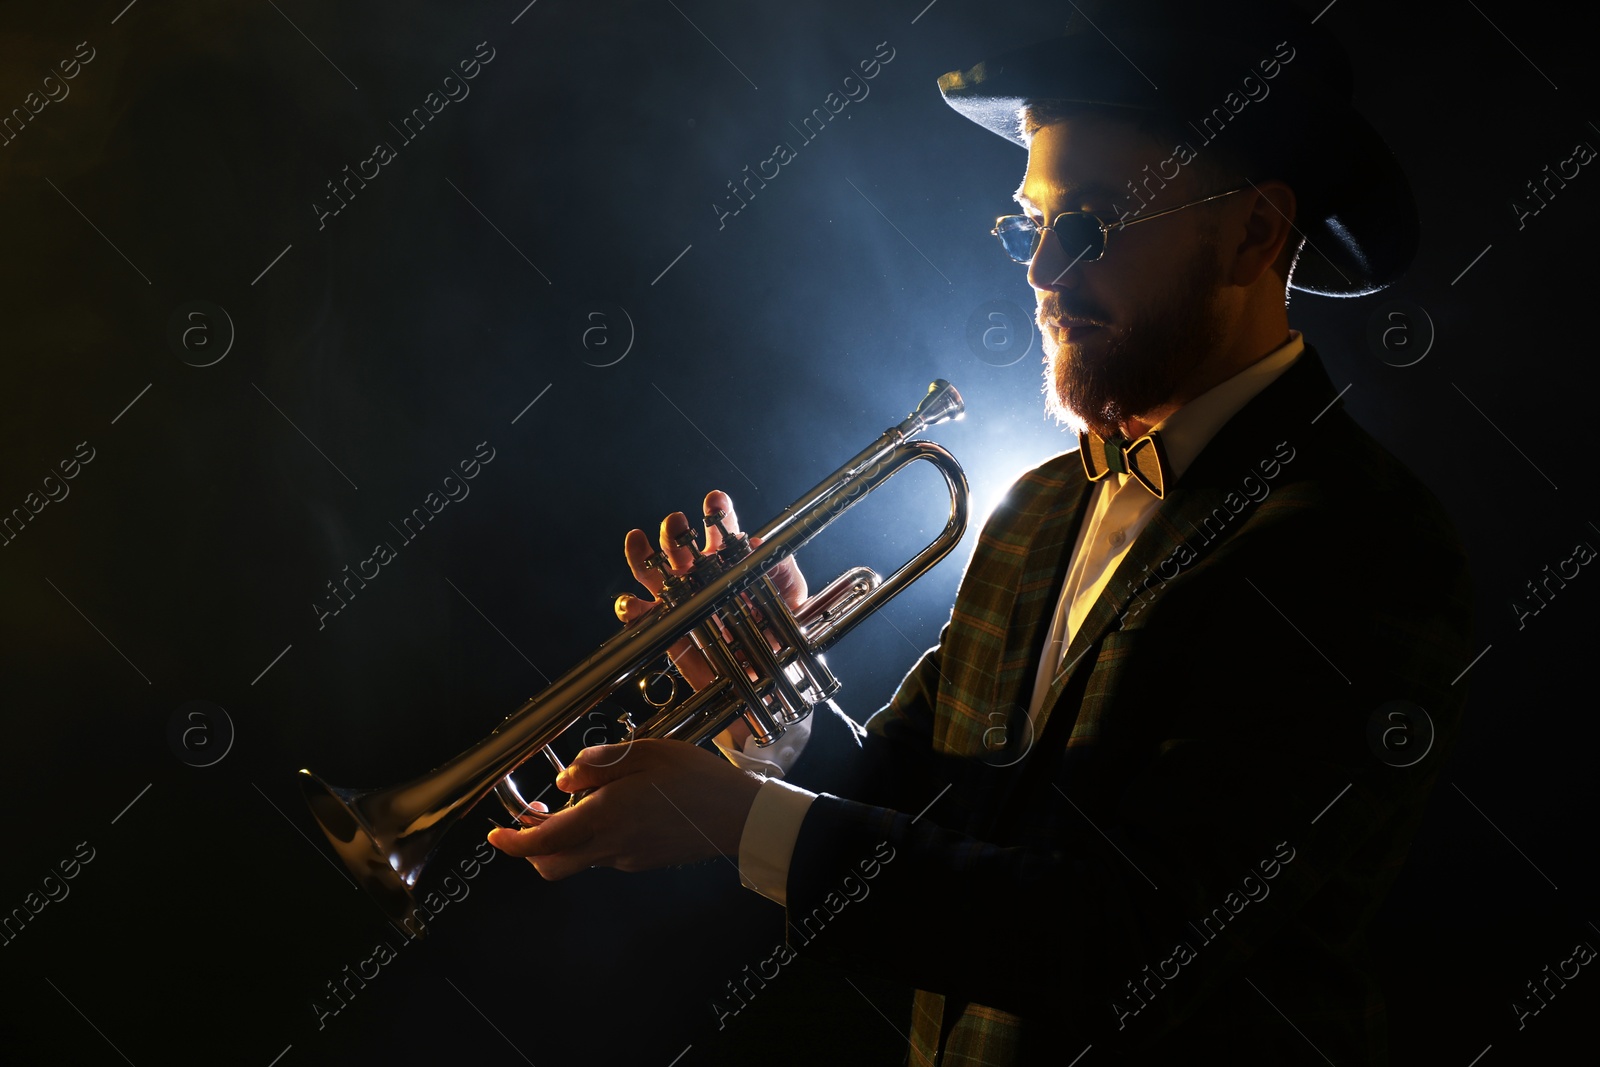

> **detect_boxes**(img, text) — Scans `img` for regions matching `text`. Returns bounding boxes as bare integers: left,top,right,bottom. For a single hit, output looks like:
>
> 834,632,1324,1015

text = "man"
489,2,1473,1063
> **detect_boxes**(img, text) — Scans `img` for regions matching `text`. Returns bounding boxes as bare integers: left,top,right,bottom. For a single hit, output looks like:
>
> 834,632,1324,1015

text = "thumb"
557,743,637,792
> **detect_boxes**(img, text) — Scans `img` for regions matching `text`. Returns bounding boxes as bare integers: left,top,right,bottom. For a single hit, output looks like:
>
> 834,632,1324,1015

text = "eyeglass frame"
990,185,1251,266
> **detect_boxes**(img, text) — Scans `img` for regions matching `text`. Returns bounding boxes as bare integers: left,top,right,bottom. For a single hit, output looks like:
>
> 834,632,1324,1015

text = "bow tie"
1077,428,1170,499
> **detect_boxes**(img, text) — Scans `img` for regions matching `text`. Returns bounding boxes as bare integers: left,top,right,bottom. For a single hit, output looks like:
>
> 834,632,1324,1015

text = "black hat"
937,0,1417,296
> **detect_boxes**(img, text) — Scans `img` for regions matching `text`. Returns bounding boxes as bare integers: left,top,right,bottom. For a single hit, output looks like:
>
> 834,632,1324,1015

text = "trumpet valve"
706,507,751,563
670,524,707,562
643,549,696,607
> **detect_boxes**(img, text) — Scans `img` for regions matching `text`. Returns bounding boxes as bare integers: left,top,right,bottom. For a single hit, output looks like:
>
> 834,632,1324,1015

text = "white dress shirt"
719,333,1306,905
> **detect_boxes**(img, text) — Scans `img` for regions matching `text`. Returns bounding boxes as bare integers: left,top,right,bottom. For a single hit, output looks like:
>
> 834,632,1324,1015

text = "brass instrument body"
299,381,969,931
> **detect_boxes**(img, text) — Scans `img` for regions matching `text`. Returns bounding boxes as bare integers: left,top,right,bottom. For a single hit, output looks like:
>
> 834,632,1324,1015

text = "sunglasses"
991,185,1249,265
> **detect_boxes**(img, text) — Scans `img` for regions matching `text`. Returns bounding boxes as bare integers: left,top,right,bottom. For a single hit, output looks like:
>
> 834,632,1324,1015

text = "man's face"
1016,115,1230,439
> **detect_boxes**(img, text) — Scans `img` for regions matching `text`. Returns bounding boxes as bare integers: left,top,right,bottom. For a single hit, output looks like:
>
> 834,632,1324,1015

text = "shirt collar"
1120,330,1304,487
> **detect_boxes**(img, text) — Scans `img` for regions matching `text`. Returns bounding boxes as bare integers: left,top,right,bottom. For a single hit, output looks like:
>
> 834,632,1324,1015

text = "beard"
1043,236,1226,439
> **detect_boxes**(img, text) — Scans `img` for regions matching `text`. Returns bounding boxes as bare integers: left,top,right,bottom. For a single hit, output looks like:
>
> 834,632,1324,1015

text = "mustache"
1038,298,1110,324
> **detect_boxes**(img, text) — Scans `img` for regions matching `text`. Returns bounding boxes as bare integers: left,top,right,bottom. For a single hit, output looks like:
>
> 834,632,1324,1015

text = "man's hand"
612,490,808,750
485,739,764,880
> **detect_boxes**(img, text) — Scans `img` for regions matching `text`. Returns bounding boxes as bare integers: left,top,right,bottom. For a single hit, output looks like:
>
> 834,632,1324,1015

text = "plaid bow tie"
1077,428,1170,499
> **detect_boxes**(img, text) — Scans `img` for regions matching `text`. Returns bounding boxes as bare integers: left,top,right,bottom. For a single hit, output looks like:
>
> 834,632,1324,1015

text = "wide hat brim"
937,5,1418,296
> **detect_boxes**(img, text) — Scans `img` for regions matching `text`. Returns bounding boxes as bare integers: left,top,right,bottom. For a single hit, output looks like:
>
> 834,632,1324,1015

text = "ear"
1229,180,1297,287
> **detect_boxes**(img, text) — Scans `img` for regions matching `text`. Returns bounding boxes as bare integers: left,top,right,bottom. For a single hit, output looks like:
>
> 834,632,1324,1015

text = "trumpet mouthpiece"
910,379,964,432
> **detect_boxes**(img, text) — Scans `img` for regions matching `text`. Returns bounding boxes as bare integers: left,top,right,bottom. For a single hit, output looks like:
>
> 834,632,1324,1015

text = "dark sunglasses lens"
994,217,1038,262
1052,215,1103,263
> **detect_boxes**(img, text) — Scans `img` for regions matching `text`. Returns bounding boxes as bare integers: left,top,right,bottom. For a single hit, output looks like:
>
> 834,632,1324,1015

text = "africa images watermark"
0,40,96,150
1510,930,1595,1032
1119,441,1297,624
313,40,498,230
1509,526,1595,631
310,836,501,1030
1510,133,1595,232
0,440,96,549
313,440,497,629
710,839,897,1030
1111,40,1298,225
1,840,97,949
713,40,897,230
1111,839,1297,1031
167,699,237,768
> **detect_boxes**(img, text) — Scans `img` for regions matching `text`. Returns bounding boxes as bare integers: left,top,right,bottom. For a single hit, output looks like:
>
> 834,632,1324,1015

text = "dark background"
1,1,1595,1064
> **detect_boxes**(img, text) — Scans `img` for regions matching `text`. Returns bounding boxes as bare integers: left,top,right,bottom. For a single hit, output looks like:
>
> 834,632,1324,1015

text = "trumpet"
299,380,969,931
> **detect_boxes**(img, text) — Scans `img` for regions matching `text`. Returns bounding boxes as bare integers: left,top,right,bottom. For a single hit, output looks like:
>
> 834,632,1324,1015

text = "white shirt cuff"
713,710,812,778
736,777,817,906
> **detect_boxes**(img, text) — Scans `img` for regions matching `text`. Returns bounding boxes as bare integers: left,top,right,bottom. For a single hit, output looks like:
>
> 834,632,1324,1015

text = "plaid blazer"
781,346,1474,1066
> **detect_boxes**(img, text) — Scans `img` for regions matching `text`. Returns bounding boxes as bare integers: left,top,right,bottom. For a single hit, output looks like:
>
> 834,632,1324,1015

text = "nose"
1026,225,1087,292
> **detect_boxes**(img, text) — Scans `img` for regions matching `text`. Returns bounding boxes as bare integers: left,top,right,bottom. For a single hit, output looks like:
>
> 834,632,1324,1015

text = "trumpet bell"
299,770,437,931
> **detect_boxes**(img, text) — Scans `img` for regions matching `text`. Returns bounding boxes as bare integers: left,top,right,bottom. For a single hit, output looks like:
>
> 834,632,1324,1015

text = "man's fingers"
512,799,550,827
746,533,810,607
698,489,809,608
625,528,667,598
486,808,591,860
558,743,637,793
703,490,739,552
486,792,621,880
658,511,697,573
614,593,658,625
767,554,809,606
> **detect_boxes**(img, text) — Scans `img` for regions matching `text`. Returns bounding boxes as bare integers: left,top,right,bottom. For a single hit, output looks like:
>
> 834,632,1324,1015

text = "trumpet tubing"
299,381,969,931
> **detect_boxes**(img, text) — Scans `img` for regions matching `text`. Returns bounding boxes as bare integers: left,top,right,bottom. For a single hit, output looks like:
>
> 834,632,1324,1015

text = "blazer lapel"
949,458,1093,755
